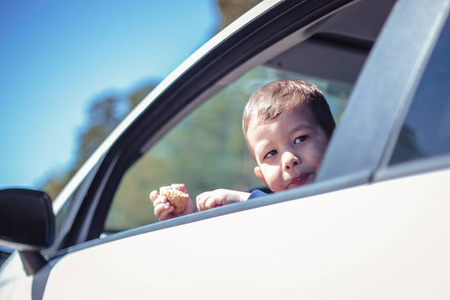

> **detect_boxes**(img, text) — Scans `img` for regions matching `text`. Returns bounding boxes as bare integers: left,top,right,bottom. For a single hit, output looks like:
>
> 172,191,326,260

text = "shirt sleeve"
247,189,268,200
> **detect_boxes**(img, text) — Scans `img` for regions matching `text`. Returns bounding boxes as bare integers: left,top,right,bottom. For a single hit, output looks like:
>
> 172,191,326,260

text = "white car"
1,0,450,298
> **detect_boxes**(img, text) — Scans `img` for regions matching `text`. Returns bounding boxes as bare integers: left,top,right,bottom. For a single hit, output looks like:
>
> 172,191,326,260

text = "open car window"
85,0,398,237
103,64,352,234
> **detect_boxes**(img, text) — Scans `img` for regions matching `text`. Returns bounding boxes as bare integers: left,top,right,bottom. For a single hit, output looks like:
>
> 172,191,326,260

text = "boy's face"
247,107,329,193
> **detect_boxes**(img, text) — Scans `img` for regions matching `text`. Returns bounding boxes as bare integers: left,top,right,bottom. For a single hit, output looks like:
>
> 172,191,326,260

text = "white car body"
1,0,450,298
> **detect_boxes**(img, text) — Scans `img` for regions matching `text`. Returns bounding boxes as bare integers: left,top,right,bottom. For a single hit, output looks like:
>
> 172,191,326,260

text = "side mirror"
0,188,55,275
0,188,55,250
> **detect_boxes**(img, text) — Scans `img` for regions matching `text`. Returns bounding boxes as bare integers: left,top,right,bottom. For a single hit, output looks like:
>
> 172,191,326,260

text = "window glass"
390,17,450,165
103,66,352,233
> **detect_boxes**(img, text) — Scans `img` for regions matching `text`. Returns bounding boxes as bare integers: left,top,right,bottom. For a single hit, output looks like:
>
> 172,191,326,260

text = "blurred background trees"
104,67,274,229
42,0,262,200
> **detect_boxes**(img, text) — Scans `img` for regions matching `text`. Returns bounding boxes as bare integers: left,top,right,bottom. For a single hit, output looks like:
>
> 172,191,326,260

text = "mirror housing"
0,188,55,274
0,188,55,250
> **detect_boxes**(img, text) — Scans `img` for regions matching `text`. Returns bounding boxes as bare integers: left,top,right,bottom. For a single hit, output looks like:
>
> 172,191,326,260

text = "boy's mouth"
287,173,314,189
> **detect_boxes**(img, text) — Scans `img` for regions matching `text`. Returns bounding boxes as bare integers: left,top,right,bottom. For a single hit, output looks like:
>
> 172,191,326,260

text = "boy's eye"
265,150,278,159
294,135,308,144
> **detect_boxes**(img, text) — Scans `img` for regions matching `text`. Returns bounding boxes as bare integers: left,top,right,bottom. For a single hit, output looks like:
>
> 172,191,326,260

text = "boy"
150,79,336,220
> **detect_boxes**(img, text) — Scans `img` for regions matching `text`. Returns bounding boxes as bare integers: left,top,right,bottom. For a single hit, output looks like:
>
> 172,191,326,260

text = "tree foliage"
106,68,267,230
217,0,263,30
42,83,156,200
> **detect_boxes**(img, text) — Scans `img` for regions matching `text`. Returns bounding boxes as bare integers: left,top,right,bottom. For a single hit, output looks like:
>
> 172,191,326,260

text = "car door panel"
42,169,450,299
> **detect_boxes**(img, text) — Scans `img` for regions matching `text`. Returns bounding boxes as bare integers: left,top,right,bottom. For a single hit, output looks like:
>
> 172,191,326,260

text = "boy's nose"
283,152,300,170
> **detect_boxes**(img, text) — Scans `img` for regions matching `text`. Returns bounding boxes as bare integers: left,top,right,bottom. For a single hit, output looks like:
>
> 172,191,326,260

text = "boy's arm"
196,189,250,211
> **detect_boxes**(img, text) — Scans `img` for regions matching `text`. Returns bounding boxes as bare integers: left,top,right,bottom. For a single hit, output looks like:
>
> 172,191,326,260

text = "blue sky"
0,0,219,189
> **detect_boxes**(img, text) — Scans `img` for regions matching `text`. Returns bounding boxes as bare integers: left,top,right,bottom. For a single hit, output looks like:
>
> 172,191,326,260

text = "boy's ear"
254,166,267,185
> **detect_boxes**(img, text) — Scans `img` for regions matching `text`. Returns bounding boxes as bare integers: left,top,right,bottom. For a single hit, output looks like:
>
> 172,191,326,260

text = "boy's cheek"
261,168,278,188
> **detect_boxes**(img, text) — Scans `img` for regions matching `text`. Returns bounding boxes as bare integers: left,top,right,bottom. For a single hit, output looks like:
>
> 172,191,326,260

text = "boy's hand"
149,184,195,221
196,189,250,211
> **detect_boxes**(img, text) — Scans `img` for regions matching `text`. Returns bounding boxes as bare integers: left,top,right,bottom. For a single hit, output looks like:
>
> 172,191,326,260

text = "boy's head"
242,79,336,192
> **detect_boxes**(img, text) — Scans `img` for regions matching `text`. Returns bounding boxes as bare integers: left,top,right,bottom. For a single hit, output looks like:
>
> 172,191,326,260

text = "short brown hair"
243,78,336,140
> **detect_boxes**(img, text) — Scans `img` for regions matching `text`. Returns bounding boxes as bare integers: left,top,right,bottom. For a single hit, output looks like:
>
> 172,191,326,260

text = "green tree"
218,0,263,30
42,83,156,200
105,67,272,230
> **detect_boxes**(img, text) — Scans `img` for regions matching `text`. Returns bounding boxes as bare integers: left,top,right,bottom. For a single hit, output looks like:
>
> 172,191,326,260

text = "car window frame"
44,0,361,254
90,0,361,238
46,0,442,256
